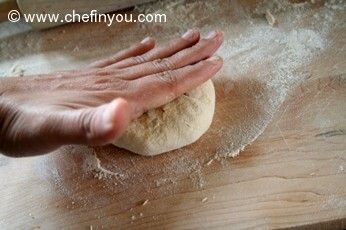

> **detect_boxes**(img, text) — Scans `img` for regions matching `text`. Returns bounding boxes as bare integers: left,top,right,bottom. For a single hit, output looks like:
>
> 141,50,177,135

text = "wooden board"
0,0,345,229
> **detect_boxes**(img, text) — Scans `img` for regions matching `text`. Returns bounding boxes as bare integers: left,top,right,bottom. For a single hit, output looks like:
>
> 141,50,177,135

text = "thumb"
0,98,131,157
55,98,131,146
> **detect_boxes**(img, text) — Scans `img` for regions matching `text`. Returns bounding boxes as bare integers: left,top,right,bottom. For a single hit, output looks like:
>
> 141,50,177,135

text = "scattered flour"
0,0,344,205
83,151,127,181
321,195,346,216
265,10,277,26
142,199,149,206
135,0,336,160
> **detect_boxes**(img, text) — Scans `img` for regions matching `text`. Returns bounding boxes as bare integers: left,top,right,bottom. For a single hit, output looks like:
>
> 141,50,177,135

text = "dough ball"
113,80,215,156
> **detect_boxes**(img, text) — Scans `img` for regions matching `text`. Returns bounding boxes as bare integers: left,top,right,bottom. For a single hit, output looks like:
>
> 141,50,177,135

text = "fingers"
89,37,155,68
108,29,200,69
118,30,223,80
130,56,223,116
52,98,131,146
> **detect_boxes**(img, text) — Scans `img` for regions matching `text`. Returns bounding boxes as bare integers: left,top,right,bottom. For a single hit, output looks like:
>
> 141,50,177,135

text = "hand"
0,29,223,157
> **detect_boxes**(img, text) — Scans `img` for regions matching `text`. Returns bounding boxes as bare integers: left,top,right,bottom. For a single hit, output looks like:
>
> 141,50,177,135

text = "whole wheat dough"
113,80,215,156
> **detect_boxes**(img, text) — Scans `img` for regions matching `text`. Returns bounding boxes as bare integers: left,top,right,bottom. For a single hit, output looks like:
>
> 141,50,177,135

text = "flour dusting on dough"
113,80,215,156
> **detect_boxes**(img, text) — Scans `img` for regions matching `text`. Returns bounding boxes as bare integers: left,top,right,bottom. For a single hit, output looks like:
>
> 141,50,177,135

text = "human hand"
0,29,223,157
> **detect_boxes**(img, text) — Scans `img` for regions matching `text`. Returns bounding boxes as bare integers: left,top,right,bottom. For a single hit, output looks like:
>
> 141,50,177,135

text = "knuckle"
156,71,179,97
94,77,112,85
106,55,120,64
95,69,110,76
166,42,179,52
152,58,175,71
131,55,146,65
112,78,130,91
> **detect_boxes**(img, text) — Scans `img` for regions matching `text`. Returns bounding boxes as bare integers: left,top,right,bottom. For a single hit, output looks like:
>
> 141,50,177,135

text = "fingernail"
141,36,151,44
208,55,221,62
182,29,197,40
205,31,218,39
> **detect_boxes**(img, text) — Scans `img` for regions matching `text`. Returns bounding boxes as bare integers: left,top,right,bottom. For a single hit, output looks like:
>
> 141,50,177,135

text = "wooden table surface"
0,0,345,229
